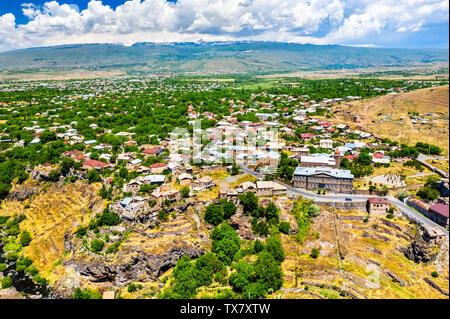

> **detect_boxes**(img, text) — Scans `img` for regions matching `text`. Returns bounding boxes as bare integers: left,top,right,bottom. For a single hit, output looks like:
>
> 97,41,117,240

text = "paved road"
240,165,449,237
417,153,449,178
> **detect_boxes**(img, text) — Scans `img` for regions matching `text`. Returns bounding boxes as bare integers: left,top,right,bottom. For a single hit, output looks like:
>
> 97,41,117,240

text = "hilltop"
0,42,448,77
332,85,450,155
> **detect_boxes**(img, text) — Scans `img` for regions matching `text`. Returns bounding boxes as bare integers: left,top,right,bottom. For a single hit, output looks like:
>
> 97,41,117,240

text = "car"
345,198,352,201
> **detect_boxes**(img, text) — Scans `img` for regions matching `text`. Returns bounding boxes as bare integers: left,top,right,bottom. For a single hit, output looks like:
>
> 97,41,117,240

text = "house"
144,175,166,186
120,196,146,211
255,181,287,197
300,133,313,140
125,179,143,194
292,166,353,193
239,181,257,193
150,189,180,204
319,139,333,149
82,159,111,170
427,203,449,227
142,147,164,157
150,162,168,174
193,176,213,191
299,154,337,168
406,198,430,215
367,197,389,215
126,158,142,170
422,225,446,244
437,179,449,197
178,173,193,185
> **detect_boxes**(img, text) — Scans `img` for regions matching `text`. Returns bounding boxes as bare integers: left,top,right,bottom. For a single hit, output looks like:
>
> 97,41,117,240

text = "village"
0,76,448,299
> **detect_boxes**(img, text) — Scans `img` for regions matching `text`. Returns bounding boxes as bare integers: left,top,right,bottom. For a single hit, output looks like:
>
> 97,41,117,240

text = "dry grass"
0,180,105,277
333,85,449,155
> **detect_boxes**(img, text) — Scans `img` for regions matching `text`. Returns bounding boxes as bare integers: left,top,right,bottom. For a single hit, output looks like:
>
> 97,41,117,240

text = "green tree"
210,224,241,265
204,204,224,226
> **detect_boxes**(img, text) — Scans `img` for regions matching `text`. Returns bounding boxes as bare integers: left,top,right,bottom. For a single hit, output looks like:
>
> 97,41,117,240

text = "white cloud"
0,0,448,51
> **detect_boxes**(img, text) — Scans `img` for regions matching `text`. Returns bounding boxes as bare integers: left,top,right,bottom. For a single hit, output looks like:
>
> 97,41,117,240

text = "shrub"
180,186,190,198
431,271,439,278
91,239,105,253
278,221,290,234
127,283,138,293
19,230,32,246
1,276,12,289
72,288,102,299
386,213,394,219
310,248,320,259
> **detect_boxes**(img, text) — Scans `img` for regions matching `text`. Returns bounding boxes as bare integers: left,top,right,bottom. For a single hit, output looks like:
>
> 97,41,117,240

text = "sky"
0,0,448,52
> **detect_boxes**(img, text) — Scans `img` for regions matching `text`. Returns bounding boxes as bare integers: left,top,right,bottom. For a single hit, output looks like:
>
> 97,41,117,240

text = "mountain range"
0,41,448,75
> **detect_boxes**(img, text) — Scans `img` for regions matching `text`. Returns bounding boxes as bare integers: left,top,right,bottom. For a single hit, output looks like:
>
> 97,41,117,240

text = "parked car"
345,198,352,201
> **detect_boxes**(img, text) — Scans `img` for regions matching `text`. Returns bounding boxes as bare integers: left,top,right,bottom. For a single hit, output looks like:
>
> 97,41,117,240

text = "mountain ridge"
0,41,448,75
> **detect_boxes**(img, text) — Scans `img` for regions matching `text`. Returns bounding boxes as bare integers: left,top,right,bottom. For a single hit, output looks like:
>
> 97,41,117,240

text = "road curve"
240,165,449,237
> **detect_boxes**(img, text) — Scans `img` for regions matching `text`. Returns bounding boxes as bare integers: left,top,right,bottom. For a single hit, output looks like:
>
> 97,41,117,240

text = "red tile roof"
368,197,389,204
143,147,162,154
429,203,449,218
150,163,167,168
83,159,109,169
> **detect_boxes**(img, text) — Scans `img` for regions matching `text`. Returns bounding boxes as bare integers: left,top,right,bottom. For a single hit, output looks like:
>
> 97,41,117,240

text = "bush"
1,276,12,289
310,248,320,259
278,221,290,234
307,205,321,217
127,283,138,293
19,230,32,246
180,186,190,198
431,271,439,278
72,288,102,299
91,239,105,253
157,210,169,222
386,213,394,219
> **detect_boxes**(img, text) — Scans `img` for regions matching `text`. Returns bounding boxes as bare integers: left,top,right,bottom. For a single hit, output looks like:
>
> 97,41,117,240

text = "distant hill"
0,41,448,75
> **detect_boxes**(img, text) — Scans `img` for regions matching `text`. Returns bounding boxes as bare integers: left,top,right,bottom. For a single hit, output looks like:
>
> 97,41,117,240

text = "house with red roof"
142,147,164,157
150,162,168,174
82,159,111,170
300,133,313,139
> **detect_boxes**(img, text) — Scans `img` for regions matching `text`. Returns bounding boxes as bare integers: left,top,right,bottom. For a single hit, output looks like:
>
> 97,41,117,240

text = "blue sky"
0,0,448,52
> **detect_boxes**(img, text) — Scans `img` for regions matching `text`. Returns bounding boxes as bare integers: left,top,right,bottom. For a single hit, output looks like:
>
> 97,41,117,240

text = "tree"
87,169,101,183
253,239,264,253
210,224,241,265
253,250,283,295
48,169,61,182
72,288,102,299
231,161,240,175
119,167,128,180
265,203,279,224
193,253,223,287
238,192,258,215
221,200,237,219
265,236,285,263
204,204,224,226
